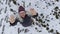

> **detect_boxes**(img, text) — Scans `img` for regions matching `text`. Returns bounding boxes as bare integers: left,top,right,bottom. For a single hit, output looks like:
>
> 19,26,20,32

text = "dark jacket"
10,13,38,27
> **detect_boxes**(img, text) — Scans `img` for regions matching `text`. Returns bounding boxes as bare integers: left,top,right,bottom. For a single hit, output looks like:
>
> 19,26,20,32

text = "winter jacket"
10,13,38,27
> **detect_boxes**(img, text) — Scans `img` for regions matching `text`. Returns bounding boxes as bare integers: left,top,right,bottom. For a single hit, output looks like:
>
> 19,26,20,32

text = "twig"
1,25,5,34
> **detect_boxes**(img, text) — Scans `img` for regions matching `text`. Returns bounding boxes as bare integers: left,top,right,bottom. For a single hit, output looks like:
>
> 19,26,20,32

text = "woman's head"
18,6,26,18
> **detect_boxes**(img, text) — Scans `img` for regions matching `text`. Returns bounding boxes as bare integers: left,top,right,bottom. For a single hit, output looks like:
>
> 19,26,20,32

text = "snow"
0,0,60,34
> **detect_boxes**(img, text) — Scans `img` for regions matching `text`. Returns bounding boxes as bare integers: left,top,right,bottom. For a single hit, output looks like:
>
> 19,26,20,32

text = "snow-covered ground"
0,0,60,34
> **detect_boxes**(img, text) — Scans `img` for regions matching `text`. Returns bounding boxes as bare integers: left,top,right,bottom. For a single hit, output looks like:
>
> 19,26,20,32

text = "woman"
9,6,38,27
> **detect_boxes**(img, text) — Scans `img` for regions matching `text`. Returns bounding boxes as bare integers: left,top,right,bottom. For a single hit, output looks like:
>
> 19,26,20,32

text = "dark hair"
18,6,25,12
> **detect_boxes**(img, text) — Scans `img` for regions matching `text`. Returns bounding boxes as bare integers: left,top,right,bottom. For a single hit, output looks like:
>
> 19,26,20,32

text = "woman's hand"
9,15,15,24
30,8,37,16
